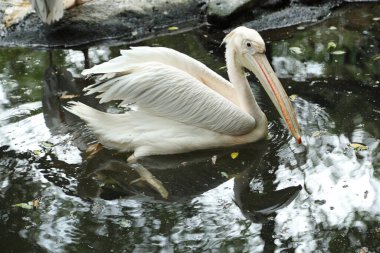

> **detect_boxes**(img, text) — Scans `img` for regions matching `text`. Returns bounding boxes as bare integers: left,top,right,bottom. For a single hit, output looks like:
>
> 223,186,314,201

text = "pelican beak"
246,53,302,144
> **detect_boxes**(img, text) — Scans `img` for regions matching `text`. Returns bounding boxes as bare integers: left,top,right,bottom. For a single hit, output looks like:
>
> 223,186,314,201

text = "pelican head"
223,26,302,144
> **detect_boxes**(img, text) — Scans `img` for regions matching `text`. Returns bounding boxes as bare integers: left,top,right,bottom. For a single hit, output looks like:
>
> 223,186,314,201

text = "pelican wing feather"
83,47,239,105
82,48,256,136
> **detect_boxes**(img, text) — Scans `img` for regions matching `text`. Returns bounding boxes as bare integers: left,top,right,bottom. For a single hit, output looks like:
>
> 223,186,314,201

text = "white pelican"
30,0,86,24
66,26,302,162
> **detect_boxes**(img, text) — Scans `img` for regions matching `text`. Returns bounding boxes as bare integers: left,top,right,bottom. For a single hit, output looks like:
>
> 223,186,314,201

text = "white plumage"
29,0,81,24
30,0,64,24
66,27,302,161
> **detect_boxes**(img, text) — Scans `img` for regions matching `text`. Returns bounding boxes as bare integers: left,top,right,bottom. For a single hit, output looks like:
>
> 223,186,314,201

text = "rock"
260,0,290,9
0,0,207,48
1,0,379,48
207,0,259,21
243,4,334,31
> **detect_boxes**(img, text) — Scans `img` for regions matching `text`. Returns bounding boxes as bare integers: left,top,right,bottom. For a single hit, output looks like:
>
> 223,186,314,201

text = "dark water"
1,3,380,252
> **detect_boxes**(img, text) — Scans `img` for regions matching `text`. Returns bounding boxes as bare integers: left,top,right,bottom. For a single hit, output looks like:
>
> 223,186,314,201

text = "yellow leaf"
167,26,179,31
330,50,346,55
230,152,239,159
59,93,79,100
289,94,298,101
373,54,380,61
349,142,368,151
32,198,40,209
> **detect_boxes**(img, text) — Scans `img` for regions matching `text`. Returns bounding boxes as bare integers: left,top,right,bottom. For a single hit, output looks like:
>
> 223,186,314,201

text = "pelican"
66,27,301,197
30,0,86,24
67,26,302,162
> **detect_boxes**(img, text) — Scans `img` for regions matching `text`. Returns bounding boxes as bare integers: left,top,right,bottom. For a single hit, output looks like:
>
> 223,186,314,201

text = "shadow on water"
0,2,380,252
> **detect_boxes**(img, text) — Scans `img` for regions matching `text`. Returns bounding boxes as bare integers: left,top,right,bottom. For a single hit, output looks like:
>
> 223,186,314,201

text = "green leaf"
327,41,336,50
33,150,42,156
118,218,132,228
289,47,303,54
12,203,33,210
167,26,179,31
40,141,54,149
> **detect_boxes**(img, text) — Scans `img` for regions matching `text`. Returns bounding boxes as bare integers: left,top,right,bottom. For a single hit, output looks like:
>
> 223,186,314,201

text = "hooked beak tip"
296,136,302,144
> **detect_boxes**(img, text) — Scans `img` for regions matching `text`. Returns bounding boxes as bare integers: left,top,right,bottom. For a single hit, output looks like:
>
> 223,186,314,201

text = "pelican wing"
83,59,256,136
83,47,239,105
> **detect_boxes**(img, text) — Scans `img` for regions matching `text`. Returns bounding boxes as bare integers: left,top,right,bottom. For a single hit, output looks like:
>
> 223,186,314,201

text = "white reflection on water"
272,56,324,82
0,84,9,107
273,98,380,252
0,112,82,164
36,186,90,253
0,101,41,125
64,47,111,75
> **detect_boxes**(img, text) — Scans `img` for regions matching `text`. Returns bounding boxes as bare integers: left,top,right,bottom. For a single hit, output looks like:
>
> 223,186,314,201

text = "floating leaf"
349,142,368,151
40,141,54,148
221,171,229,178
330,50,346,55
373,54,380,61
167,26,179,31
230,152,239,159
373,17,380,21
312,130,327,139
32,198,40,209
211,155,217,165
86,143,103,160
33,150,42,156
118,218,132,228
289,94,298,101
329,26,337,30
289,47,303,54
12,203,33,210
327,41,336,50
40,141,54,150
59,93,79,100
297,26,305,30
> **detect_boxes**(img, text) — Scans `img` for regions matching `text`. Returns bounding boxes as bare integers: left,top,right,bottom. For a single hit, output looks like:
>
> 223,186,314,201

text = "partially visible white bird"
30,0,86,24
66,26,302,163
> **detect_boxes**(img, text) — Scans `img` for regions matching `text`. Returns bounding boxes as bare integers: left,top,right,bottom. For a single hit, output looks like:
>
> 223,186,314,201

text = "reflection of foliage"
0,47,115,107
0,48,48,105
270,4,380,86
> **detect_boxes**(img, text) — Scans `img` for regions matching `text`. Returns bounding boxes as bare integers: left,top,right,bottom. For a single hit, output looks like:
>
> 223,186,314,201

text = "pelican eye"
246,42,252,48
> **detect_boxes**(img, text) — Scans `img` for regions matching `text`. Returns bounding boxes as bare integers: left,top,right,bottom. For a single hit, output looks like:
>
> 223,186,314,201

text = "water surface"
1,3,380,252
